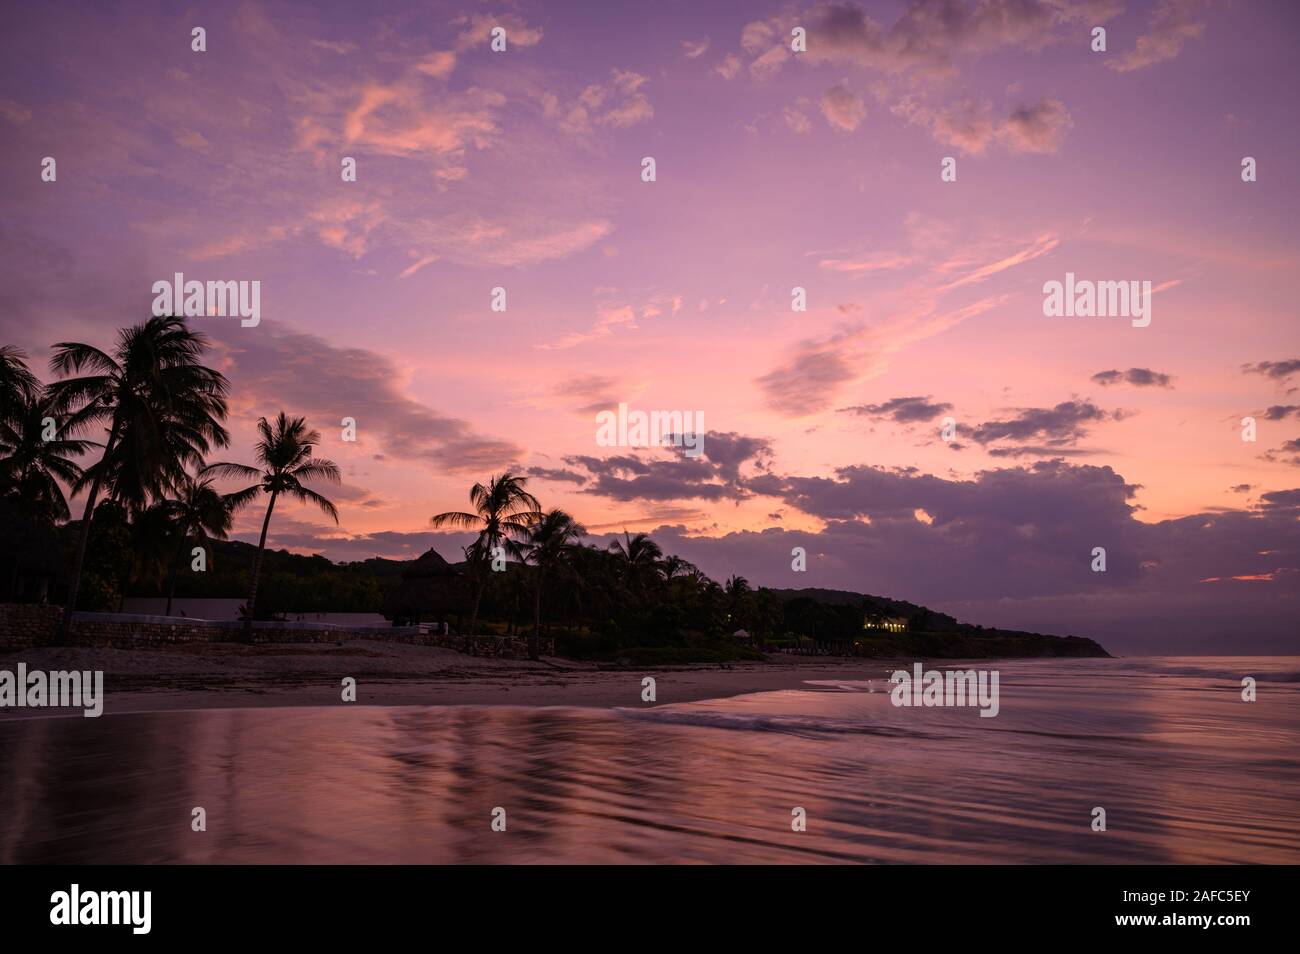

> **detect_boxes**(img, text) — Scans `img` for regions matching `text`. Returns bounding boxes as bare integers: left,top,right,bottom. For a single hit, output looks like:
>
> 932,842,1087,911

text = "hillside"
136,542,1110,658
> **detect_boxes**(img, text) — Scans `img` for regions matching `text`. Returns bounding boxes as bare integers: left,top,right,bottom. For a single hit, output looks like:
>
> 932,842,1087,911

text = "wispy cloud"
542,289,680,350
681,37,710,59
1108,0,1209,73
757,294,1011,416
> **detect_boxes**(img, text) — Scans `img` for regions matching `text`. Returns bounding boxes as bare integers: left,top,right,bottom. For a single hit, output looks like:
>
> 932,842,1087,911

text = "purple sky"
2,0,1299,653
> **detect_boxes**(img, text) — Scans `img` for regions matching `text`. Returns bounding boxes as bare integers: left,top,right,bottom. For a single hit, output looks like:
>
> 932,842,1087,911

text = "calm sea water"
1,657,1296,864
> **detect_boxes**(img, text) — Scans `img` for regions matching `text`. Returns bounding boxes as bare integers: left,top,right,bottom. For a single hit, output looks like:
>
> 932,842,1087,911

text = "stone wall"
0,605,552,658
0,603,61,648
28,612,357,648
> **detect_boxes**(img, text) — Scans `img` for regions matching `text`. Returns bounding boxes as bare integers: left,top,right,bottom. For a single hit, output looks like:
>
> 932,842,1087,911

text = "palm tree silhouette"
211,413,340,633
608,531,664,602
724,574,750,596
156,463,260,616
0,393,92,523
46,316,230,634
661,554,697,582
0,346,39,422
520,509,586,659
724,575,752,631
431,473,540,636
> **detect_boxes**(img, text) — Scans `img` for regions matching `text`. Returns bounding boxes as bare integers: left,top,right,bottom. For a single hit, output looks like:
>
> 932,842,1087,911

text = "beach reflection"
0,657,1297,864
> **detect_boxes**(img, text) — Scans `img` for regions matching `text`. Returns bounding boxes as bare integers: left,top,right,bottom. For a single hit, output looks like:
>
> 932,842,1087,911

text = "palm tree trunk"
243,490,278,639
530,568,543,660
462,541,492,636
164,532,189,616
467,576,483,636
58,422,119,643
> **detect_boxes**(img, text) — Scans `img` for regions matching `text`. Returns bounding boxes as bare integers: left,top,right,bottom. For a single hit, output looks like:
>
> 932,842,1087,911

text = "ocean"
1,656,1296,864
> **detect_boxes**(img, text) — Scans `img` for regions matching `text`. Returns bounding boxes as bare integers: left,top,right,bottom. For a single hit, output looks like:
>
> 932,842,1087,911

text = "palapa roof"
401,547,462,580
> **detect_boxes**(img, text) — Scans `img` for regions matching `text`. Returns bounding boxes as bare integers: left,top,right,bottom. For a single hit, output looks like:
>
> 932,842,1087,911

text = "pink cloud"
1108,0,1208,73
820,84,866,132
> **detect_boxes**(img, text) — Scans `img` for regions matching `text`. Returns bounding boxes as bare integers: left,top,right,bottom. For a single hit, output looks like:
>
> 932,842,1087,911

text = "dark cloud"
211,322,521,474
565,431,772,502
525,466,588,485
756,458,1139,530
839,395,953,423
1260,438,1300,466
1092,368,1173,388
1262,405,1300,421
567,456,735,502
985,445,1097,458
1243,358,1300,381
802,0,1108,77
1261,488,1300,511
636,467,1300,654
957,400,1117,449
689,431,774,479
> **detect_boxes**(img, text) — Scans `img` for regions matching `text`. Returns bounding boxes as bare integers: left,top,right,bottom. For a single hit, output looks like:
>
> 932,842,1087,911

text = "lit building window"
863,614,909,633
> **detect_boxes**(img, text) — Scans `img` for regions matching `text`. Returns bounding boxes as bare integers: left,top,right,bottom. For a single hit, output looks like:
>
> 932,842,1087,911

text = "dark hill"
146,541,1108,657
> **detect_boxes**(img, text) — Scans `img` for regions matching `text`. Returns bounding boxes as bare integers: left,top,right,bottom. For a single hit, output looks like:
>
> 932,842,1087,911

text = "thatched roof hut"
384,547,468,626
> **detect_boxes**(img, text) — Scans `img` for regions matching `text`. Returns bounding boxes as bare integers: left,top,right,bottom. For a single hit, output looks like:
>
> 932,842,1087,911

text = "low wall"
0,603,60,648
0,605,552,658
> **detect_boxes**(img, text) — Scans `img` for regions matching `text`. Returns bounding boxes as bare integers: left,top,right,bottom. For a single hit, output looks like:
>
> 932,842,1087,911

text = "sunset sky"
2,0,1298,652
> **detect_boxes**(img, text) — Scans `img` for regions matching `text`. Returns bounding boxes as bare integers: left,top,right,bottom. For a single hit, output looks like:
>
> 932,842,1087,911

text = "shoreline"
0,638,1046,720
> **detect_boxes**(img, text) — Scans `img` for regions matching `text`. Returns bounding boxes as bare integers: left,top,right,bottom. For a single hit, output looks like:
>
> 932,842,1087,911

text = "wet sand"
3,656,1295,863
0,640,910,718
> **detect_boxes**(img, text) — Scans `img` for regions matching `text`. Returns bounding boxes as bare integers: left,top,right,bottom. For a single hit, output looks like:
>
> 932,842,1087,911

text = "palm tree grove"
1,316,1044,662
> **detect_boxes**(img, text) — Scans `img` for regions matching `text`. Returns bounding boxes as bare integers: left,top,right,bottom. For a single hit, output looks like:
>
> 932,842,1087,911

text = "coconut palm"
725,574,750,596
0,346,39,423
0,394,92,523
431,473,540,635
520,509,587,659
155,463,260,615
661,554,697,581
0,348,41,491
45,316,230,629
725,575,752,631
210,413,340,631
608,531,664,601
0,391,93,603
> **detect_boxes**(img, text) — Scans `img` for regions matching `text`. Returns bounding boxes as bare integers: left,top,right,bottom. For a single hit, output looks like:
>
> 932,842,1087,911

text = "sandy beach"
0,640,911,719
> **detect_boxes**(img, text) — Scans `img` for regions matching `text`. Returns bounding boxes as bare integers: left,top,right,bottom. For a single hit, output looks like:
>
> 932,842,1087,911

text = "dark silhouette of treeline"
1,322,1107,661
